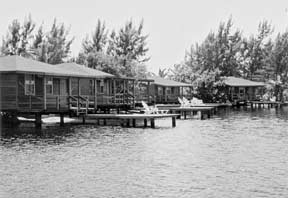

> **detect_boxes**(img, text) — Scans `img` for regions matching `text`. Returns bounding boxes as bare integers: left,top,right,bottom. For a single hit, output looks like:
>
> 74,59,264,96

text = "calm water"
1,107,288,198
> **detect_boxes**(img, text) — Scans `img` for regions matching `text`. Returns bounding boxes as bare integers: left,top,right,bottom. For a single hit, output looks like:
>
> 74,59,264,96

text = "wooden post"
144,119,147,127
172,117,176,127
147,81,150,104
126,119,130,127
94,79,97,112
29,95,32,110
150,118,155,128
82,116,86,124
176,110,181,119
132,80,135,108
16,75,19,110
68,78,72,96
197,111,202,120
35,113,42,128
43,76,47,110
132,119,136,127
184,111,187,120
113,79,116,103
68,77,72,111
207,111,211,119
78,78,80,113
200,112,204,120
60,114,64,126
122,79,125,104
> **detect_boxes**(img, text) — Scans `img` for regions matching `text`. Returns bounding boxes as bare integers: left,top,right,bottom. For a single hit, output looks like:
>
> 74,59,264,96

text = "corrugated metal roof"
149,76,192,87
56,62,114,78
223,76,265,87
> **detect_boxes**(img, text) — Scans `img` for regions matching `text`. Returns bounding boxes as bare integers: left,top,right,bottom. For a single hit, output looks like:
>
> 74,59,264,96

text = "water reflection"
1,107,288,197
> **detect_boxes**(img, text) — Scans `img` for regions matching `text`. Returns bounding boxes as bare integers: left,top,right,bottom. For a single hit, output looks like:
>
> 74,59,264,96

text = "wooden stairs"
69,96,90,116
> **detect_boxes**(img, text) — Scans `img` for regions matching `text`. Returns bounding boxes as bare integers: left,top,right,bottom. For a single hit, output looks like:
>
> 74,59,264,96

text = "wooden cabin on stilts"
0,56,154,127
222,76,265,106
148,76,193,104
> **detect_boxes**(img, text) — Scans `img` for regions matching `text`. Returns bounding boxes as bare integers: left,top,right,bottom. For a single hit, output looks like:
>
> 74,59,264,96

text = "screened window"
100,80,104,93
171,87,175,95
166,87,171,95
71,78,79,95
89,80,94,95
80,79,94,95
25,74,35,95
46,77,53,95
158,87,163,95
53,78,60,95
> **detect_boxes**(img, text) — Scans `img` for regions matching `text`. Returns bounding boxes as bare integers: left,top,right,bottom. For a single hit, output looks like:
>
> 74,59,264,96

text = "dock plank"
86,113,179,119
86,113,179,128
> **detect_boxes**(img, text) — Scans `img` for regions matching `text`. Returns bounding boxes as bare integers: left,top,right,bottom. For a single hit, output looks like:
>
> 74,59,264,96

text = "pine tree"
31,19,74,64
270,31,288,100
82,19,108,54
240,20,273,79
1,15,35,57
107,19,149,76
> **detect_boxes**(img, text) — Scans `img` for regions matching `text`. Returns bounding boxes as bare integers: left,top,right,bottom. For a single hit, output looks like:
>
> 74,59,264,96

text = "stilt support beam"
172,117,176,127
132,119,136,127
150,119,155,128
144,119,147,127
35,113,42,128
60,114,64,126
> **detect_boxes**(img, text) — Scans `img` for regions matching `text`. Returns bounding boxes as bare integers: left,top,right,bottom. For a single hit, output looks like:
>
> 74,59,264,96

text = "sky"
1,0,288,73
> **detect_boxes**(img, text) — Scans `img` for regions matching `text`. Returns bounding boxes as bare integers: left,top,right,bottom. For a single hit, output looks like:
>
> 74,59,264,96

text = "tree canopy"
77,19,149,78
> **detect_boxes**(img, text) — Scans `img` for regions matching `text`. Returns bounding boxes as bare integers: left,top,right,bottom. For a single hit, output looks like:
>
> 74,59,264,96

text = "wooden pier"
86,113,179,128
169,106,215,120
249,101,283,109
157,103,229,112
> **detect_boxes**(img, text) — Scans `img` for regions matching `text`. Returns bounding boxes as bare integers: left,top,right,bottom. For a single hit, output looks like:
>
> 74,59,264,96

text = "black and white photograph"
0,0,288,197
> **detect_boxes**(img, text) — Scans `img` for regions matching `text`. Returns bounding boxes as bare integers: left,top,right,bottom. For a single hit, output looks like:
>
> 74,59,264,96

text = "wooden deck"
169,106,215,120
156,103,230,109
86,113,179,128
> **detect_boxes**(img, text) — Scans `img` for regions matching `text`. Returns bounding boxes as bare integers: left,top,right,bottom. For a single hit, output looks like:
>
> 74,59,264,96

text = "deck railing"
68,95,89,115
18,95,44,111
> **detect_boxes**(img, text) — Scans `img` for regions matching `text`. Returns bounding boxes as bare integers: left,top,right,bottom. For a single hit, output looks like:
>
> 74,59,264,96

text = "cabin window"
46,77,53,95
166,87,171,95
171,87,175,94
158,87,163,95
25,74,35,95
53,78,60,95
89,80,94,95
71,78,79,95
80,79,94,95
100,80,104,93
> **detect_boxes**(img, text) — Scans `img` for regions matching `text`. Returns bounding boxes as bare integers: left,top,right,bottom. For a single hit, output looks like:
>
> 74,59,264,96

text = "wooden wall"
16,74,70,112
46,77,69,111
0,73,17,110
1,73,133,112
17,74,44,111
149,84,183,103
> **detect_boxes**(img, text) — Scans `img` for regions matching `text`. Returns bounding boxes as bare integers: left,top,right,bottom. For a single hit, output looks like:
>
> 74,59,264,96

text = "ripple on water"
1,107,288,198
